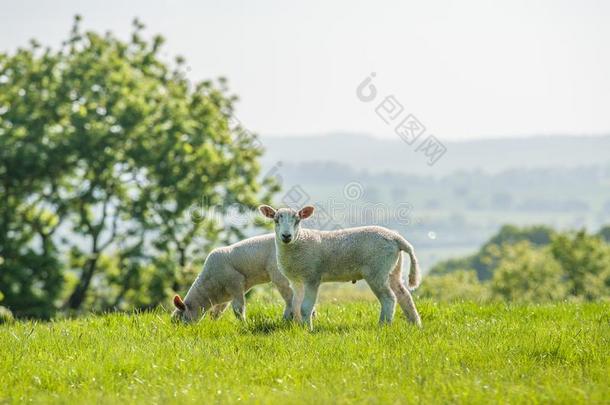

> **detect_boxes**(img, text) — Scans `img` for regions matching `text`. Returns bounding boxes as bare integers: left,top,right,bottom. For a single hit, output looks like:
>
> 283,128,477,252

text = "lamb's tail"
395,234,421,289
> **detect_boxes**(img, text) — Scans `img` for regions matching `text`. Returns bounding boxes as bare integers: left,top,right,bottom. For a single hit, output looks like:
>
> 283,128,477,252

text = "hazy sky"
2,0,609,140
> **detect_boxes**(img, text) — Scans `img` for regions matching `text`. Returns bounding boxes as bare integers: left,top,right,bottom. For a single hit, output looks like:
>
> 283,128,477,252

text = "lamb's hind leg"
390,255,422,327
365,273,397,324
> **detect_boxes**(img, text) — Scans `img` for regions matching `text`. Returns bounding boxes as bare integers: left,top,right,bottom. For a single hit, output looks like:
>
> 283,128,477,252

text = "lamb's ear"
298,205,315,219
173,295,187,311
258,205,276,219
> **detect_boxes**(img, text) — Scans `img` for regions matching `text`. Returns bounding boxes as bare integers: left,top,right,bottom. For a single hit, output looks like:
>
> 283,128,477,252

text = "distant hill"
259,133,610,175
256,133,610,271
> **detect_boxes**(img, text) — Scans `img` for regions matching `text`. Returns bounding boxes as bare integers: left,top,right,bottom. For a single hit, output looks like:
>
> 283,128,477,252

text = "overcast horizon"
2,0,609,141
260,131,610,141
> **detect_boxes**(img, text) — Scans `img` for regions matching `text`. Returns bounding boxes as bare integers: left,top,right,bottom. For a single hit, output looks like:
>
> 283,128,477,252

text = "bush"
430,224,556,280
0,306,14,324
428,225,610,303
417,270,490,302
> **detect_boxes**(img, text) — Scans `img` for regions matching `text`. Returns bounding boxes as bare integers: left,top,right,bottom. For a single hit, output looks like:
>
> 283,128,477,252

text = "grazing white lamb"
172,234,298,323
259,204,422,329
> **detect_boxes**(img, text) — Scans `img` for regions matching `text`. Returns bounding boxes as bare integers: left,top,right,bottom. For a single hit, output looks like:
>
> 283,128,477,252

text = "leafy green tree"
0,16,275,316
429,225,610,303
472,225,556,280
490,242,567,303
550,231,610,300
485,224,555,247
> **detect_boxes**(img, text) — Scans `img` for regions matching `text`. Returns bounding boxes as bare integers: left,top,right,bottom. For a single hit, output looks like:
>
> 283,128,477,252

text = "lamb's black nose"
281,233,292,243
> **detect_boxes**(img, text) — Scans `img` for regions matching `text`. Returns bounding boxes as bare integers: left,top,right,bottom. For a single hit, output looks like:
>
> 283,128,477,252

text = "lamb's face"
171,295,199,323
275,208,300,244
259,205,315,245
171,307,199,323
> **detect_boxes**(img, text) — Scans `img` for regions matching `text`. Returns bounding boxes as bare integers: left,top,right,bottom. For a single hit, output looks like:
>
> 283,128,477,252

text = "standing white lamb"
259,204,422,329
172,234,298,323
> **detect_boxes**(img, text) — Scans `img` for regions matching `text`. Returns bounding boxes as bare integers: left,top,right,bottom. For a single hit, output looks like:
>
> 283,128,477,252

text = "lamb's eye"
274,218,279,224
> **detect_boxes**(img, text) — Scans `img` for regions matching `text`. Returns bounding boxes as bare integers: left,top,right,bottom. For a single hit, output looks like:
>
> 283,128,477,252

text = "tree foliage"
431,224,556,280
490,242,567,303
550,231,610,300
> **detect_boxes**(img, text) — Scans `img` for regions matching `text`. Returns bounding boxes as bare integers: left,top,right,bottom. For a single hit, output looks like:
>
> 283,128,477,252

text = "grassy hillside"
1,301,608,404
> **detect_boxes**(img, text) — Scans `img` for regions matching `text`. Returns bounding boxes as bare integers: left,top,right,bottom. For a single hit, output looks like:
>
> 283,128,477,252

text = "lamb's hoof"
300,320,314,331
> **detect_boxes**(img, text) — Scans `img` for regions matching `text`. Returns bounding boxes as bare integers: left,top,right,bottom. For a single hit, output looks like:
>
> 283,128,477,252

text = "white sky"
1,0,609,140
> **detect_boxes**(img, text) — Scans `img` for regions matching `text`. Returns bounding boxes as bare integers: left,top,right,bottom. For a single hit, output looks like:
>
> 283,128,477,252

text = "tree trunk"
65,194,111,311
172,246,186,292
65,255,99,310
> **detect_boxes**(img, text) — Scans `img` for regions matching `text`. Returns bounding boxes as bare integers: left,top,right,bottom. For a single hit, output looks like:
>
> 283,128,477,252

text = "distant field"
1,301,608,404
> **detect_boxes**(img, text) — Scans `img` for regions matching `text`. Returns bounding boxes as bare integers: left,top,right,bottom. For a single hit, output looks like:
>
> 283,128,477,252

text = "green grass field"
1,301,609,404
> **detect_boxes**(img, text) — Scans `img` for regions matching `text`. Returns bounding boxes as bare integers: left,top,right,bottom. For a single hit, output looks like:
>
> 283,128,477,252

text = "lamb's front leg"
271,271,295,321
231,292,246,321
209,302,229,319
301,280,320,330
290,282,304,322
